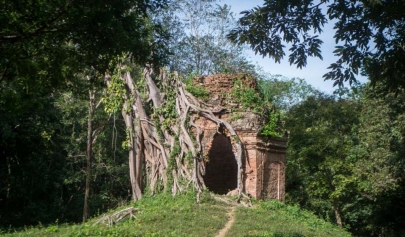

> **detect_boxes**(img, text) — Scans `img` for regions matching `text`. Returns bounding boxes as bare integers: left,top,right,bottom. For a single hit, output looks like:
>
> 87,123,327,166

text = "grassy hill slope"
2,192,351,237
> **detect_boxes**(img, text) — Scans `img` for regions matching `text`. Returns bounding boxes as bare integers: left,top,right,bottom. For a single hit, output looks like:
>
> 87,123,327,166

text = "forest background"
1,0,404,236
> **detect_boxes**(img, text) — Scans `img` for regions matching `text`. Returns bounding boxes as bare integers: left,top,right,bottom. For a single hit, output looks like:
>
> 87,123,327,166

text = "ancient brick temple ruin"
192,74,287,201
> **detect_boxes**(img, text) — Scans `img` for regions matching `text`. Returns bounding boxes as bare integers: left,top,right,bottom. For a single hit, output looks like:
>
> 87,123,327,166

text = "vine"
151,72,179,134
122,128,131,150
167,135,180,193
134,68,148,101
103,65,126,114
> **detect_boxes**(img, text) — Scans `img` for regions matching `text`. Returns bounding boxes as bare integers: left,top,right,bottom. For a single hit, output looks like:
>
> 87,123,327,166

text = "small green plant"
103,65,126,115
232,134,240,143
45,225,58,233
184,74,210,101
261,112,284,138
121,128,132,149
230,79,270,114
229,113,243,122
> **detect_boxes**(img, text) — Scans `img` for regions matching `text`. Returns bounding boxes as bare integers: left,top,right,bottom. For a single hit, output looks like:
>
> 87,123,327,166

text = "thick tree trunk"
327,170,343,228
83,89,95,222
121,101,142,201
333,198,343,228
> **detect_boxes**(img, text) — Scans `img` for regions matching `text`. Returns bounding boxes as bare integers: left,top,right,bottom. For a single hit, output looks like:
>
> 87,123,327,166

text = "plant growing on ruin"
229,78,285,138
261,112,284,138
231,80,265,113
104,63,245,202
184,75,210,101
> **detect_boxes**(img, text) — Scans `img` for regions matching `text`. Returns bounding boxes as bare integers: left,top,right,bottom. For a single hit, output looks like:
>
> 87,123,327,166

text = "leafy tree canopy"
258,74,318,111
285,92,360,228
155,0,256,76
228,0,405,92
0,0,168,87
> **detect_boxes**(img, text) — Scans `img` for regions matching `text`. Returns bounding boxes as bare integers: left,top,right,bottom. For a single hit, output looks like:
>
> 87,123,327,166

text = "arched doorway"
203,134,238,194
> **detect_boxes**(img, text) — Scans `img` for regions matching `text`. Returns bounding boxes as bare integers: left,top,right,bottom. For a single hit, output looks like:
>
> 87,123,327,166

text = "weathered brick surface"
192,74,287,201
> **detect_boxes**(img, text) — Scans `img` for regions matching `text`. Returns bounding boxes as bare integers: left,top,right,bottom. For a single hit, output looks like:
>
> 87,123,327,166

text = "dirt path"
215,206,236,237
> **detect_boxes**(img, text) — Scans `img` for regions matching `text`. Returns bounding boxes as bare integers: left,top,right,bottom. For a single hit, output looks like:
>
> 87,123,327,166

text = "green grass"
226,201,350,237
1,193,351,237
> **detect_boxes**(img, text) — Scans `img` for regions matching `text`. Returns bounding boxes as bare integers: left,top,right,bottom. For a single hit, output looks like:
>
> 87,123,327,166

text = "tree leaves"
285,84,405,235
285,93,361,228
159,0,255,76
229,0,405,92
0,0,169,87
228,0,326,67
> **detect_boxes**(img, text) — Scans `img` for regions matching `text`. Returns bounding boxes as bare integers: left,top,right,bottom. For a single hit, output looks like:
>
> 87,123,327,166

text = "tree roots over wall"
106,65,244,201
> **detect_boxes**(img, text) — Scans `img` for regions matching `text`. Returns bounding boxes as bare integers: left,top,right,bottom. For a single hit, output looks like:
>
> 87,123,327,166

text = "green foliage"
231,79,269,114
122,129,131,150
228,0,405,92
1,0,169,88
229,113,243,122
1,0,168,227
0,87,70,227
350,86,405,196
151,72,180,135
228,1,325,67
285,86,405,236
56,87,130,222
344,84,405,236
258,75,318,112
184,74,210,101
103,66,126,115
261,112,283,138
0,76,130,228
134,68,149,101
167,136,181,190
228,77,286,138
285,93,360,229
158,1,256,76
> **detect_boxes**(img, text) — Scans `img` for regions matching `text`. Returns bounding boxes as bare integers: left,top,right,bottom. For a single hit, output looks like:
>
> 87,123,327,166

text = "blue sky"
220,0,367,93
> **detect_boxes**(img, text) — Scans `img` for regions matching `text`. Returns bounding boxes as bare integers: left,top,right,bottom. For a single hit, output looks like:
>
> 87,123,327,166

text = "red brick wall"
190,74,286,200
260,151,285,201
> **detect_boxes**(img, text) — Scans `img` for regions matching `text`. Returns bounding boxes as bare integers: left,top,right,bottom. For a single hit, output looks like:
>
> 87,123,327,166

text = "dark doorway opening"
203,134,238,194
